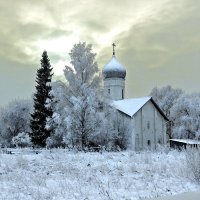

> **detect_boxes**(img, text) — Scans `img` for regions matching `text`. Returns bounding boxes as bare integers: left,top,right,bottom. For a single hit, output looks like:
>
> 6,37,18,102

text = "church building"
102,44,168,151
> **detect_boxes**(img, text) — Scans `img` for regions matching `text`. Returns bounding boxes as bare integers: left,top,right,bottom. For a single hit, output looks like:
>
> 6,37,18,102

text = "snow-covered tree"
63,42,105,150
47,81,119,150
171,93,200,139
46,42,132,150
150,85,183,118
46,42,113,150
30,51,54,147
112,112,133,150
12,132,32,148
46,81,68,148
0,99,32,147
150,85,183,138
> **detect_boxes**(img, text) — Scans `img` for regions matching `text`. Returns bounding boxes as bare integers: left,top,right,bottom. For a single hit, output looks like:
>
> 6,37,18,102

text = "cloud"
0,0,200,105
98,0,200,97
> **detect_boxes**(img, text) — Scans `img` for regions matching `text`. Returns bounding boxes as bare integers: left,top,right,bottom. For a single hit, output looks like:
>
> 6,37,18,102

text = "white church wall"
133,101,167,151
142,101,156,150
155,109,166,146
133,109,143,151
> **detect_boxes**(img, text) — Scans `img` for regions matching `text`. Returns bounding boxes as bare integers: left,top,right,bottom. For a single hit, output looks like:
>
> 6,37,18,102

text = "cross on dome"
102,43,126,79
112,43,116,56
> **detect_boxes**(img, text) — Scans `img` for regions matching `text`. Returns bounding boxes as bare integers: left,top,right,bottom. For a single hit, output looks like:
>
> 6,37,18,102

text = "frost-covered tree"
150,85,183,118
47,42,110,150
46,81,68,148
63,42,104,150
150,85,183,138
112,112,133,150
47,81,120,150
0,99,32,147
30,51,53,147
171,93,200,139
46,42,132,150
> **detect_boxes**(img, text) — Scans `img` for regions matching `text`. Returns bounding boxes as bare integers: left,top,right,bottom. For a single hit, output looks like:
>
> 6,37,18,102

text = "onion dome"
103,55,126,79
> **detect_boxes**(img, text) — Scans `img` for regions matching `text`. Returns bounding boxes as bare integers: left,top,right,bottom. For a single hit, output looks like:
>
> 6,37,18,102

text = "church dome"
103,55,126,79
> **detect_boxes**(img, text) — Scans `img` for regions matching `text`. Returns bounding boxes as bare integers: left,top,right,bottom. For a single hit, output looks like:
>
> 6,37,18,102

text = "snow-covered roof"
112,97,168,120
170,139,200,145
103,55,126,79
112,97,151,117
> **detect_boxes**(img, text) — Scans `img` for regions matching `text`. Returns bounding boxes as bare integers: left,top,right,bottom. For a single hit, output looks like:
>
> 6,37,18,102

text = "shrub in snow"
185,147,200,183
0,99,32,147
156,143,170,154
12,132,32,148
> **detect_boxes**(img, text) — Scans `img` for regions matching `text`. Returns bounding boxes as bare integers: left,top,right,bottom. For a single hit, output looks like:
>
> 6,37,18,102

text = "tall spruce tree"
30,51,53,147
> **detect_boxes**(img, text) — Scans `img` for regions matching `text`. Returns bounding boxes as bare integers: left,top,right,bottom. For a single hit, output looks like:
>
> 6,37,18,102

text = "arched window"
108,88,110,94
122,89,124,99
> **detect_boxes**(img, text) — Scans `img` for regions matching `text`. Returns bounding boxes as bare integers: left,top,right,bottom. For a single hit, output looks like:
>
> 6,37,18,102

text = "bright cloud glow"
33,36,78,54
53,59,70,76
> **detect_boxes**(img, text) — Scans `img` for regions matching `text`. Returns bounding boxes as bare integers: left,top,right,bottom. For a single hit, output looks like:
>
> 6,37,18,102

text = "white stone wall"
133,101,167,151
104,77,125,100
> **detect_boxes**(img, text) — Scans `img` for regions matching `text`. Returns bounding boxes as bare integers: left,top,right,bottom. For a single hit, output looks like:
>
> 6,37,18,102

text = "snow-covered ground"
0,148,199,200
152,191,200,200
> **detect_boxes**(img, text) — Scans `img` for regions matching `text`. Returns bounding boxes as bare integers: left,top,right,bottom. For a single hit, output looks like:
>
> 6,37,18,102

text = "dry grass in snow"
0,148,199,200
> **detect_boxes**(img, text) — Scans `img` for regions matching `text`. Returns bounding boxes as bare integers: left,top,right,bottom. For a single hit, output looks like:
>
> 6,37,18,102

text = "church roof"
112,97,168,120
102,55,126,79
170,139,200,145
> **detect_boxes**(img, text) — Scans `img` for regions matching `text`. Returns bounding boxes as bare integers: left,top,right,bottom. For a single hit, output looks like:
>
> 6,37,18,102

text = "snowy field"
0,148,199,200
153,191,200,200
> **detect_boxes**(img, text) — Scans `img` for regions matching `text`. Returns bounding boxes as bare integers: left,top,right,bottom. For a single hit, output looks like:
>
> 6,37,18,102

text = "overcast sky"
0,0,200,106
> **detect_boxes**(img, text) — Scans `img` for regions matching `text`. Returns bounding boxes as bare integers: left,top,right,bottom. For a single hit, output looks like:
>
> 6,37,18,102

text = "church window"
147,121,150,129
108,89,110,94
122,89,124,99
147,140,151,146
